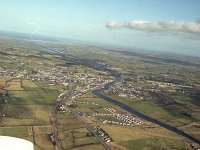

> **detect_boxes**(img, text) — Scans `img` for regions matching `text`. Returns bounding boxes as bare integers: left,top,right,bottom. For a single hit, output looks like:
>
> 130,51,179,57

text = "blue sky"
0,0,200,56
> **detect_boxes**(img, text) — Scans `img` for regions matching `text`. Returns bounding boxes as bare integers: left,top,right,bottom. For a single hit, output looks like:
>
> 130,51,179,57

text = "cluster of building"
33,67,112,98
105,108,142,125
93,126,112,143
93,108,142,126
147,80,192,89
107,73,196,102
107,82,148,100
58,104,72,114
0,55,114,100
176,88,200,98
0,69,16,78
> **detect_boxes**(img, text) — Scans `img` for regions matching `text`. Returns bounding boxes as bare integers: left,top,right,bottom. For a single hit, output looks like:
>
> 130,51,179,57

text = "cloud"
197,18,200,24
105,21,123,29
105,20,200,36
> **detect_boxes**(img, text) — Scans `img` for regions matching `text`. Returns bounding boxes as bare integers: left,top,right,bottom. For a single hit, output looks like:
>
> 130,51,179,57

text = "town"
0,37,200,150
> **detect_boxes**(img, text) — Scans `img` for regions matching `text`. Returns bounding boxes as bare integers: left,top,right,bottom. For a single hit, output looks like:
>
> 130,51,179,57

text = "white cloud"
197,18,200,24
105,21,123,29
105,20,200,36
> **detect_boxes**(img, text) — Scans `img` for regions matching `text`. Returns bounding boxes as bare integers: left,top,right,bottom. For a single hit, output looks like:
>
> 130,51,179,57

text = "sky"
0,0,200,56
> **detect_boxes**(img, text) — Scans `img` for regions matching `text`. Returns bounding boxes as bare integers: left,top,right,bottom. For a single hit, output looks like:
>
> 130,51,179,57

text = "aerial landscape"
0,0,200,150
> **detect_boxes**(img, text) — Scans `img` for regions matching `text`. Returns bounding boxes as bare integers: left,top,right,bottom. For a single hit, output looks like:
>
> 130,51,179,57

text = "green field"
1,37,200,150
119,137,187,150
106,94,197,127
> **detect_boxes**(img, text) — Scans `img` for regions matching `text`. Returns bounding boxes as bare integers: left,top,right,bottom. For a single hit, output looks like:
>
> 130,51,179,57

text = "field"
106,94,200,128
0,37,200,149
73,92,194,149
0,78,62,149
57,113,104,150
102,125,189,150
0,38,67,149
0,38,108,149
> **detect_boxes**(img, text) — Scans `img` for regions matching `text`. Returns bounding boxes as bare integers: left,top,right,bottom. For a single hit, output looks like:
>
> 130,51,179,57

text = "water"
92,83,200,144
39,44,200,144
37,44,65,54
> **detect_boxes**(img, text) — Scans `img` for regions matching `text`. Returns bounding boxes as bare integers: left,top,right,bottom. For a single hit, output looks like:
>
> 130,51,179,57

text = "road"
39,44,200,145
51,85,110,150
64,105,110,150
50,98,62,150
92,76,200,145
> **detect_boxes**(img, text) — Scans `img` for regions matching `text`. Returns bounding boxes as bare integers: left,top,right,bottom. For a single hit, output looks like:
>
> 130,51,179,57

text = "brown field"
4,79,24,91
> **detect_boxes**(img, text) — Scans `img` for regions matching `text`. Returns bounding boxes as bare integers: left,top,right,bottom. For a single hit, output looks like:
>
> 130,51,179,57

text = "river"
39,44,200,145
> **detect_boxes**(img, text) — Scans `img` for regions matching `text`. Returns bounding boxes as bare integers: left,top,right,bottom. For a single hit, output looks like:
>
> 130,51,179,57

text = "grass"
33,126,51,134
0,78,61,126
57,114,82,126
58,123,101,150
0,77,9,83
0,126,29,138
72,92,185,149
6,104,33,119
179,124,200,139
57,118,80,125
1,38,199,150
60,135,103,150
4,79,23,91
119,137,187,150
34,134,55,150
100,124,189,150
60,138,74,149
8,90,58,105
74,136,99,146
73,108,95,113
2,104,52,126
70,144,104,150
33,81,63,93
77,92,116,108
95,115,119,122
0,61,19,70
106,94,194,127
118,137,187,150
0,39,107,150
77,103,100,109
22,79,38,88
119,138,159,150
5,79,62,105
101,124,184,142
91,108,109,113
59,124,84,131
57,113,76,119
